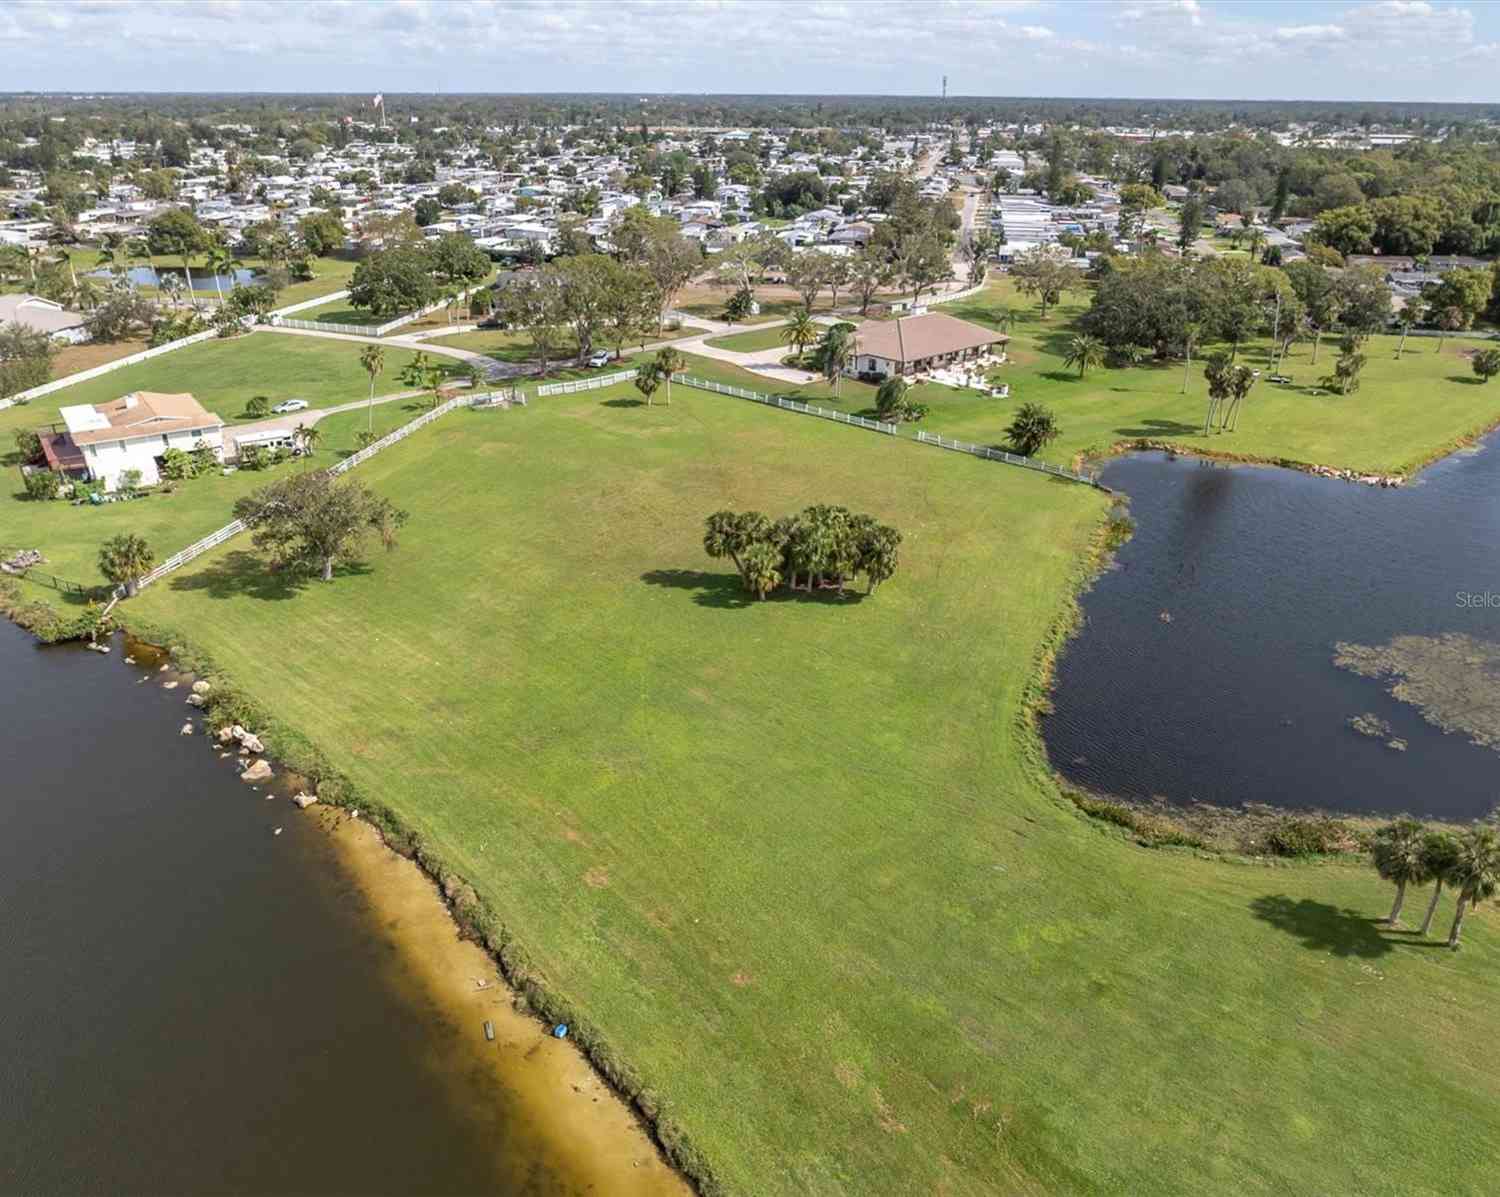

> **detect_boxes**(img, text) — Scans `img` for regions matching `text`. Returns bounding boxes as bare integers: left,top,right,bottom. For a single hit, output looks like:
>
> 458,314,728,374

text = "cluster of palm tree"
633,346,686,406
1372,818,1500,948
1202,353,1259,434
703,506,902,600
1062,334,1106,379
812,322,857,395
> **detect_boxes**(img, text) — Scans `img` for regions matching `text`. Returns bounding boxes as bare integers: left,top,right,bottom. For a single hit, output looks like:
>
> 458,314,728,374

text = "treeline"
702,507,902,600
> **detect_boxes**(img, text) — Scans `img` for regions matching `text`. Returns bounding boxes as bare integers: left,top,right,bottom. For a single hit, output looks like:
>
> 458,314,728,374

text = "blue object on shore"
553,1023,568,1039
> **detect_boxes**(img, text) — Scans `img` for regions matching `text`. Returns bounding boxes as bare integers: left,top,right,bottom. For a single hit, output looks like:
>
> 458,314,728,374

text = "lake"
87,265,259,291
1046,433,1500,821
0,622,684,1195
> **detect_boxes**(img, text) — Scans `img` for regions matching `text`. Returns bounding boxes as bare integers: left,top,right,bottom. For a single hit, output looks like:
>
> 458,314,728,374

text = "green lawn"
703,322,798,353
0,332,447,438
83,378,1500,1195
428,324,708,366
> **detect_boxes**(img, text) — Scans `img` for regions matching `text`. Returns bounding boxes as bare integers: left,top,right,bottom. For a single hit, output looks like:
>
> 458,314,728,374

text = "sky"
4,0,1499,104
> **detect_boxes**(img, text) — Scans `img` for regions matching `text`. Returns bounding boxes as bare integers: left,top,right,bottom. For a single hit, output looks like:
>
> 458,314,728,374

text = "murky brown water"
0,622,687,1196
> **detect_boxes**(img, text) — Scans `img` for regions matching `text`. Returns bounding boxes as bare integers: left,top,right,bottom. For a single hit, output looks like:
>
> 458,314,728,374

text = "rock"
292,793,318,809
179,722,194,736
217,726,236,744
192,681,211,695
186,693,206,707
240,733,265,754
158,664,169,672
273,827,283,836
240,759,273,784
124,657,135,665
162,680,178,690
230,724,246,741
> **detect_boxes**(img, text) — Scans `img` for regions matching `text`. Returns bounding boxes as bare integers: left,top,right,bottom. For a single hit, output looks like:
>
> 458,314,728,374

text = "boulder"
217,726,236,744
192,681,211,695
240,733,265,754
240,759,273,784
292,793,318,810
162,680,178,690
179,722,195,736
230,724,246,741
186,693,206,708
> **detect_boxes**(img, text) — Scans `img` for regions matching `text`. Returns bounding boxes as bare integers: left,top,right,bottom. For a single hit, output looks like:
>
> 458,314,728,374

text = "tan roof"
854,312,1006,364
68,391,222,446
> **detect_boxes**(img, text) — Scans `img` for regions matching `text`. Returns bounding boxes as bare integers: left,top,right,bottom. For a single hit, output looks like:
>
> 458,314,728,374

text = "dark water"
1047,435,1500,820
0,623,534,1195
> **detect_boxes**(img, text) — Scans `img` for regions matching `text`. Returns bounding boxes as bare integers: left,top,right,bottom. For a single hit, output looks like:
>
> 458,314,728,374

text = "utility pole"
942,75,948,100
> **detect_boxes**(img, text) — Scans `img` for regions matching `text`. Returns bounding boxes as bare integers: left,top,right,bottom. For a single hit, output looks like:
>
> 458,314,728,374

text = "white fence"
274,284,486,339
130,394,476,594
4,328,219,405
270,289,351,317
536,368,639,396
673,374,900,436
914,430,1103,488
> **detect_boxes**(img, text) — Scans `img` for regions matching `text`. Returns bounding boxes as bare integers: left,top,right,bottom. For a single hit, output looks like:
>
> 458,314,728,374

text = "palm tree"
654,346,685,405
1063,334,1106,379
1395,312,1413,361
1180,320,1203,394
72,276,104,313
1371,817,1428,926
741,541,782,599
1418,831,1460,937
1436,306,1465,355
360,344,385,435
1444,826,1500,948
98,533,155,598
51,247,78,295
782,310,818,359
294,422,323,463
203,242,242,307
992,304,1015,337
817,324,855,397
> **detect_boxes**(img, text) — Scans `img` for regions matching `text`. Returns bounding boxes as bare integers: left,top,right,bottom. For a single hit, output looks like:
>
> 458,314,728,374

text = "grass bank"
104,380,1500,1195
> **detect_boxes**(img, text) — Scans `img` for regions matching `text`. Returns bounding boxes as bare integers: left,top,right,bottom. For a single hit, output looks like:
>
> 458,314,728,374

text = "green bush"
23,470,60,500
1264,815,1353,857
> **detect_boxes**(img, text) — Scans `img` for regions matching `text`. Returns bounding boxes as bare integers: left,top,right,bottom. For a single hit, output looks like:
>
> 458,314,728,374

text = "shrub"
160,447,197,482
117,468,143,497
13,427,42,464
24,470,60,501
1070,793,1204,848
1264,816,1354,857
239,444,266,470
244,395,271,419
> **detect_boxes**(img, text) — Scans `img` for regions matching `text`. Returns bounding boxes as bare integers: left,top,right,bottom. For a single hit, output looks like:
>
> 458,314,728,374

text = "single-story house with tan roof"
851,311,1008,380
42,391,224,491
0,293,90,344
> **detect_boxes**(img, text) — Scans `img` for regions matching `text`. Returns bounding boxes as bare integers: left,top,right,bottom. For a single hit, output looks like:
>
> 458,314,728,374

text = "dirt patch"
834,1062,861,1090
1335,633,1500,753
730,970,753,987
52,337,150,380
584,866,610,888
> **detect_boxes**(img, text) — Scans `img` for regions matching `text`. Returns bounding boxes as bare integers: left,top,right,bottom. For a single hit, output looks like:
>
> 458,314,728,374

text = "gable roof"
853,312,1006,364
0,292,86,335
60,391,222,446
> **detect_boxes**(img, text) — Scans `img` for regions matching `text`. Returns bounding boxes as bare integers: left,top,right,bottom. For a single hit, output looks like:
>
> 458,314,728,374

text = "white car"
587,351,611,368
272,399,309,414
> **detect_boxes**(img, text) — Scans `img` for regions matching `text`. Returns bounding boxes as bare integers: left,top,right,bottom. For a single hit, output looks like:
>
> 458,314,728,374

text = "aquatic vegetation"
1335,634,1500,753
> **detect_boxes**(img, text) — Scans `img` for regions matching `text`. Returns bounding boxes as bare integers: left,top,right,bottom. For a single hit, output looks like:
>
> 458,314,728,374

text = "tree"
653,346,685,405
1435,305,1465,355
294,422,323,462
786,251,828,312
600,262,657,358
1310,204,1376,256
244,394,271,419
1443,825,1500,948
1421,268,1491,331
1418,831,1460,937
1177,196,1205,252
298,210,346,258
633,362,662,407
202,241,243,308
781,309,818,358
495,272,567,376
1326,334,1367,395
548,254,620,363
849,246,892,315
1371,818,1427,926
1011,247,1074,319
1005,402,1060,457
349,244,439,317
0,321,57,397
358,343,385,434
399,350,446,410
98,533,155,597
722,286,754,325
893,230,951,304
146,209,207,306
815,323,855,396
1063,334,1106,379
428,232,491,284
233,471,408,583
1473,348,1500,383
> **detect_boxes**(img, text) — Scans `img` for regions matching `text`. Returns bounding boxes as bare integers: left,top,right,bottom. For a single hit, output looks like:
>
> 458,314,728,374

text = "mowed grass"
428,323,709,366
703,322,797,353
0,332,446,438
121,383,1500,1194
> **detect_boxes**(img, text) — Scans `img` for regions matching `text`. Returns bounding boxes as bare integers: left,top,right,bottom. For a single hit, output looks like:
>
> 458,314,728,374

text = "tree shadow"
601,398,644,408
640,569,868,610
165,549,371,601
1250,894,1400,957
1446,375,1486,386
1040,370,1081,384
1114,418,1202,437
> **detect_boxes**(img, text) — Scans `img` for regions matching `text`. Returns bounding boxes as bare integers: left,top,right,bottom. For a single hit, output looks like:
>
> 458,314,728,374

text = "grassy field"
8,281,1500,1193
429,324,708,366
703,322,797,353
83,375,1500,1195
0,332,447,437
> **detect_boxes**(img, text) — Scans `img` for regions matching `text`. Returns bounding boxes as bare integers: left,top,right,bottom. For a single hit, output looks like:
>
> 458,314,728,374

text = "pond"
0,622,683,1195
87,265,260,291
1045,433,1500,821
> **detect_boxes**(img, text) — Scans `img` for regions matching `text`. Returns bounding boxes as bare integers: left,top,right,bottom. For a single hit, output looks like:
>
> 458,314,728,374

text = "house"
0,293,90,344
42,391,224,491
850,312,1008,380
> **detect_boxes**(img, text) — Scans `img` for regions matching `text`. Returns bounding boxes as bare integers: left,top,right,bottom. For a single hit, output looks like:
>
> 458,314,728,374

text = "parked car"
272,399,309,414
586,351,611,368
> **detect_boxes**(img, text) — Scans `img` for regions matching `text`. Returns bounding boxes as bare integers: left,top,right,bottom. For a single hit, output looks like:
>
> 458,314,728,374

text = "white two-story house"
44,391,225,491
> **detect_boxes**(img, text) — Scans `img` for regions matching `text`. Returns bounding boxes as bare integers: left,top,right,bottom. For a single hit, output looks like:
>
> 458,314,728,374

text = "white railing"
537,368,638,396
6,328,219,404
133,394,474,593
914,430,1102,487
275,285,486,339
672,375,899,436
270,288,352,317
